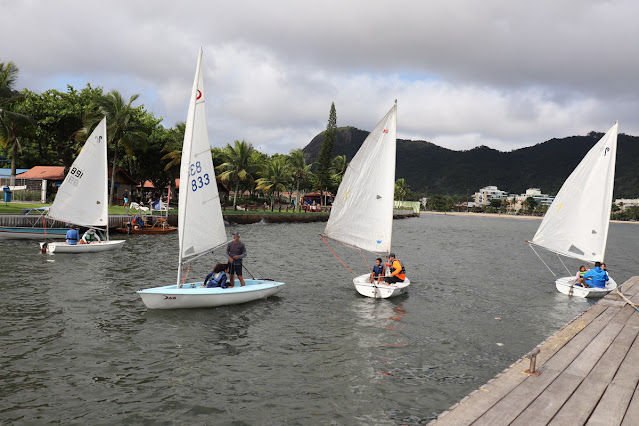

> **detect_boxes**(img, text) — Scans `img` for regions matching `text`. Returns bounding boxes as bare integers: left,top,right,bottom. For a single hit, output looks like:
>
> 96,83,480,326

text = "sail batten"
531,122,618,263
324,103,397,254
48,117,109,227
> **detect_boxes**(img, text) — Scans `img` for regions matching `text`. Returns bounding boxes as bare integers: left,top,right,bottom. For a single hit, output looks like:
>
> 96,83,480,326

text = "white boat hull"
353,273,410,299
137,279,285,309
555,275,617,298
0,227,67,240
39,240,125,254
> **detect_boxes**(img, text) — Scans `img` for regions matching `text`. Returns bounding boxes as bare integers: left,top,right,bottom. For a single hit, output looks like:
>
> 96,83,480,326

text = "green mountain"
303,127,639,198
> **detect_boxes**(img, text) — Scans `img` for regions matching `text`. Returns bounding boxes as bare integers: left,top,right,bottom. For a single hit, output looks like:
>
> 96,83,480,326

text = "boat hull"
137,279,285,309
353,273,410,299
555,275,617,298
39,240,126,254
0,227,68,240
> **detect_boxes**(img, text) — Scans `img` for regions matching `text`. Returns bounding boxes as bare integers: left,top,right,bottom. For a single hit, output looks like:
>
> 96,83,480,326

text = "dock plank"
548,376,608,425
587,383,634,425
509,372,583,426
621,387,639,425
563,321,624,378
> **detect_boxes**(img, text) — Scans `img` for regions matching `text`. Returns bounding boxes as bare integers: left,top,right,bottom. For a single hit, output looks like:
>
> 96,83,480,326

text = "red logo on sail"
383,129,388,133
196,90,202,100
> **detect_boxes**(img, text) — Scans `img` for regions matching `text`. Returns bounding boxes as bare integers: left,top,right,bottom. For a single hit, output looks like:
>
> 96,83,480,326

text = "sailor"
226,232,247,287
81,228,101,244
384,253,406,285
65,226,79,245
582,261,609,289
370,258,385,284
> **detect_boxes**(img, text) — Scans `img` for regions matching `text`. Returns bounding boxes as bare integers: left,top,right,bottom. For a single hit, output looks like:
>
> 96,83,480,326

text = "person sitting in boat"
370,258,385,284
202,263,229,288
384,253,406,285
65,226,79,245
227,232,247,287
132,215,145,230
575,265,589,287
601,263,608,272
80,228,101,244
582,261,609,289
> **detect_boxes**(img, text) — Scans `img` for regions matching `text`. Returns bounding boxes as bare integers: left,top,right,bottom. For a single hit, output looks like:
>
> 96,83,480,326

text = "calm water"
1,214,638,425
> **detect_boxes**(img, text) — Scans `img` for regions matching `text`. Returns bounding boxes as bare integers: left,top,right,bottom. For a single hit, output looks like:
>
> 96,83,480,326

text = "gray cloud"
2,0,637,153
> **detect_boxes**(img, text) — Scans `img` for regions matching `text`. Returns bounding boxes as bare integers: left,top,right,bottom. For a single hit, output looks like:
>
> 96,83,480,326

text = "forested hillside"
303,127,639,198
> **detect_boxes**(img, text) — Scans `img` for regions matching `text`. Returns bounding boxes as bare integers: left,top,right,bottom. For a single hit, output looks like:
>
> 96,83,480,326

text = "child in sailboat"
575,265,589,287
202,263,229,288
370,258,385,284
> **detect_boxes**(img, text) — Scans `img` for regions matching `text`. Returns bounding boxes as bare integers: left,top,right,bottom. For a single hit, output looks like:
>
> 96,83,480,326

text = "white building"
507,188,555,212
614,198,639,211
474,185,508,206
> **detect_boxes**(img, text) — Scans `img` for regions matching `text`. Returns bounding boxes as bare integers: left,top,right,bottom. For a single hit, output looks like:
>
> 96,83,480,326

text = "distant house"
507,188,555,212
473,185,508,206
301,191,333,205
615,198,639,211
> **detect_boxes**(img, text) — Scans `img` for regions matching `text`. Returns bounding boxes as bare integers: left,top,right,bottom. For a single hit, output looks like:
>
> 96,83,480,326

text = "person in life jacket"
80,228,101,244
384,253,406,284
582,261,609,289
575,265,589,287
202,263,229,288
65,226,79,245
370,258,385,284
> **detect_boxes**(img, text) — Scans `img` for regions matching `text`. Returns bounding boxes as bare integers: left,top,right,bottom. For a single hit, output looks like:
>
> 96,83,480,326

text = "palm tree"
216,140,261,209
161,122,186,172
331,155,348,188
288,149,311,207
0,61,33,186
81,90,148,205
394,178,411,201
255,157,291,209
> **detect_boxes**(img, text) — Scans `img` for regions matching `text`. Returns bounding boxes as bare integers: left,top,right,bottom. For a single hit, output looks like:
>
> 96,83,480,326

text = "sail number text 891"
66,167,84,186
190,161,210,192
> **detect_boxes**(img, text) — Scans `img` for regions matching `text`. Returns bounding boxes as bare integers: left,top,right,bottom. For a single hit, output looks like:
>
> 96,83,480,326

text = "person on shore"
227,232,247,287
384,253,406,285
582,261,609,289
65,226,79,245
575,265,589,287
370,258,385,284
123,189,129,206
81,228,101,244
202,263,229,288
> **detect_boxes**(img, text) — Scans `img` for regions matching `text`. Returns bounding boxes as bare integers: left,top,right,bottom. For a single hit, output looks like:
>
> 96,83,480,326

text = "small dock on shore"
431,276,639,425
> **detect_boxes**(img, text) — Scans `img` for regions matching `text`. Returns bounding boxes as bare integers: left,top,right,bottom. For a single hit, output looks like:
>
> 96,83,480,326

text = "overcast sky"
2,0,637,154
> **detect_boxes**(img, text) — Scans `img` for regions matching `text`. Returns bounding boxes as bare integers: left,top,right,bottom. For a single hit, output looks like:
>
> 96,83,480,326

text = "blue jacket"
66,228,79,245
204,271,228,288
583,267,609,289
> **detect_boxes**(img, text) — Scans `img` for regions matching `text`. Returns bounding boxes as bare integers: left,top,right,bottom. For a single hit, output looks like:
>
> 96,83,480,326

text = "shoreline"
420,210,638,224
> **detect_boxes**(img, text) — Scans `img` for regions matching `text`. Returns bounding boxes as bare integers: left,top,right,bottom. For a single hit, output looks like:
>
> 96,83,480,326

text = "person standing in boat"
227,232,246,287
384,253,406,285
582,261,609,289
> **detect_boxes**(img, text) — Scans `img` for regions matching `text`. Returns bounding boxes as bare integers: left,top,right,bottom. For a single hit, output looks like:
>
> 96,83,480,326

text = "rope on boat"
616,289,639,312
557,253,572,275
528,243,556,277
180,264,191,286
360,249,372,274
320,234,353,275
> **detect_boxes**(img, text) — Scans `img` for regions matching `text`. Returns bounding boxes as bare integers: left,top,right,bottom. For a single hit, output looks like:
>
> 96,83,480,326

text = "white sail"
178,49,227,265
324,103,397,253
531,122,618,262
48,117,108,227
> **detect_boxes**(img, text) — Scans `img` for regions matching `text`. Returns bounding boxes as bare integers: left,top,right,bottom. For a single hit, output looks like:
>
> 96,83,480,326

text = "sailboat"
528,122,618,298
320,101,410,299
137,49,285,309
39,117,125,254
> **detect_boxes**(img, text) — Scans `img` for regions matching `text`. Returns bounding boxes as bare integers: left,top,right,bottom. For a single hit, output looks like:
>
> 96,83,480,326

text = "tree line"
2,61,404,207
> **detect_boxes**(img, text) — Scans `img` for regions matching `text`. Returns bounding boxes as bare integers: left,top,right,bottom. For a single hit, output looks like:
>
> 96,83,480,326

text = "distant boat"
0,207,67,239
528,122,618,298
321,101,410,298
116,217,177,234
137,49,285,309
39,117,125,254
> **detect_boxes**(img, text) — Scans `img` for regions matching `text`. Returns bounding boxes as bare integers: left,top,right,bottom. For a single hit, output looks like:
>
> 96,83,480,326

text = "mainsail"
324,102,397,253
531,122,618,263
177,49,227,283
48,117,109,227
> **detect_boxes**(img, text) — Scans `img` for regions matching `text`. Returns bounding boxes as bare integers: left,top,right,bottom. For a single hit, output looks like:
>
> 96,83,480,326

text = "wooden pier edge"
429,276,639,425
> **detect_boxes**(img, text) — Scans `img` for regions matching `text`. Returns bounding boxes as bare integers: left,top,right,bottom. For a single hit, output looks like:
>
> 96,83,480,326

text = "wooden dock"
430,276,639,425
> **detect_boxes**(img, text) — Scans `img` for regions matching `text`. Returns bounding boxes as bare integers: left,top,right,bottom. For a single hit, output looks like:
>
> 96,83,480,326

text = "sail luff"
531,122,618,263
324,103,397,253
